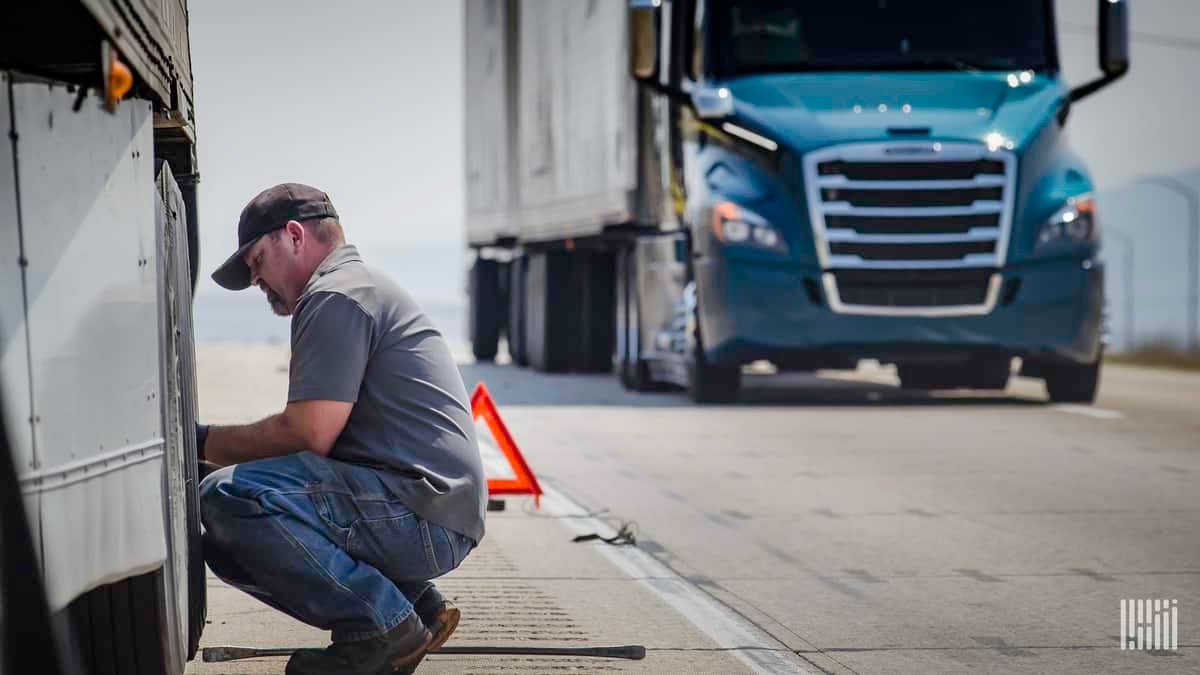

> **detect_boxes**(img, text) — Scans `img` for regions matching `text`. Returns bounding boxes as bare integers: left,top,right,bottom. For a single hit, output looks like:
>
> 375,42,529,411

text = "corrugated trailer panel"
465,0,516,245
515,0,637,242
466,0,638,246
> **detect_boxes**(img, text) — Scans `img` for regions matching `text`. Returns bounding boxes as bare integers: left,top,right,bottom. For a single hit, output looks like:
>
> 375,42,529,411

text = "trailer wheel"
469,257,502,362
66,568,183,675
1044,358,1101,403
162,170,206,660
525,252,572,372
571,252,617,373
507,256,528,366
157,166,205,663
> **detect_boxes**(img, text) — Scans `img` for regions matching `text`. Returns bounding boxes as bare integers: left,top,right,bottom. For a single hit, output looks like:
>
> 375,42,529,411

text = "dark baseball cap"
212,183,339,290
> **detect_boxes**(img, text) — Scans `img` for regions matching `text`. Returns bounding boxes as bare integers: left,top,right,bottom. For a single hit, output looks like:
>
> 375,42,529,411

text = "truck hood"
724,72,1065,152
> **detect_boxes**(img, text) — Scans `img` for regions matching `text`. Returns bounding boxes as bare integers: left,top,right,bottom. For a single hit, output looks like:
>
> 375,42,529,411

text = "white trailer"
464,0,648,371
1,1,204,672
465,0,640,247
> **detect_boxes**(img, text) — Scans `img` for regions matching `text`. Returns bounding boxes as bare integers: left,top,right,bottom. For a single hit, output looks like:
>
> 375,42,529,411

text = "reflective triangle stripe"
471,382,542,506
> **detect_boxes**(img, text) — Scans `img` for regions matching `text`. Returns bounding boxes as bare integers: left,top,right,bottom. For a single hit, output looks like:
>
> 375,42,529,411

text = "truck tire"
688,341,741,403
1044,358,1101,403
66,568,182,675
507,256,528,366
688,301,740,403
571,252,616,373
525,252,572,372
158,166,205,662
468,257,502,362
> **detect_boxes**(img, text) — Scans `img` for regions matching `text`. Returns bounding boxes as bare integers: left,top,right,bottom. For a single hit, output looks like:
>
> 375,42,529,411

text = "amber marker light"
103,43,133,113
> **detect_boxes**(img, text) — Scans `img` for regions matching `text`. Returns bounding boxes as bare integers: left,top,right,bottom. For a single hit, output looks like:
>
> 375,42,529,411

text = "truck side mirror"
1099,0,1130,77
1067,0,1130,104
629,0,661,82
629,0,691,107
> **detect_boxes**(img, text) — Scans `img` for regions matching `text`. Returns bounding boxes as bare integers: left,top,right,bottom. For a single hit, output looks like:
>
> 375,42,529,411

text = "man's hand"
201,400,354,467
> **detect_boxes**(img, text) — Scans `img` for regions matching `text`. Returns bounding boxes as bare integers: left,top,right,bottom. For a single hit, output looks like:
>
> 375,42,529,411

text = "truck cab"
623,0,1129,402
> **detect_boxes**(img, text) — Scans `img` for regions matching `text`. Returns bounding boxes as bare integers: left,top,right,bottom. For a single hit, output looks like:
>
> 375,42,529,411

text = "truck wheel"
158,166,205,662
507,256,528,366
66,568,183,675
1044,358,1101,403
525,252,572,372
687,305,740,403
571,252,617,373
688,343,741,403
469,257,501,362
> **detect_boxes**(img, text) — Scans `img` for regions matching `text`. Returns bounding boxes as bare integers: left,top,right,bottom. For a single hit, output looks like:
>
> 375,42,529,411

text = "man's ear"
284,219,305,251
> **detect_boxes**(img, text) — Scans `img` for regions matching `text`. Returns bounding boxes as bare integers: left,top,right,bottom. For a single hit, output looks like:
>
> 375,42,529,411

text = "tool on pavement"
572,520,638,546
203,644,646,663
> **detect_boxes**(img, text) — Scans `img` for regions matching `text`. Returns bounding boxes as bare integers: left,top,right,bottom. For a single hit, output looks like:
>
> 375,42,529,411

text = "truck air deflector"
803,141,1016,316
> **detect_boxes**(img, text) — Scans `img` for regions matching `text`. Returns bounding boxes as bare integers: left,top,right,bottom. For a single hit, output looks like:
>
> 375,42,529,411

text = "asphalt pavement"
192,343,1198,674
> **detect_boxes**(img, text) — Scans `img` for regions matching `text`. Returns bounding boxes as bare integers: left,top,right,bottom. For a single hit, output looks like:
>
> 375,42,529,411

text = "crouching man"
196,183,485,674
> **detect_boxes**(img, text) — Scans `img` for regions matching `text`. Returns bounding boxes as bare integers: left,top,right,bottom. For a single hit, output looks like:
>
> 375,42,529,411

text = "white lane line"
540,482,814,675
1052,404,1124,420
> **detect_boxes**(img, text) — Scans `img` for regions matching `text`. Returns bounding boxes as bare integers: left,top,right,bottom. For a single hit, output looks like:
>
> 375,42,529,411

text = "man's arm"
202,399,353,466
200,291,372,467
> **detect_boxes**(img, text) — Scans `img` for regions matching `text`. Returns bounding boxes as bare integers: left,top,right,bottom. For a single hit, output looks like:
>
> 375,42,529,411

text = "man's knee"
199,464,259,532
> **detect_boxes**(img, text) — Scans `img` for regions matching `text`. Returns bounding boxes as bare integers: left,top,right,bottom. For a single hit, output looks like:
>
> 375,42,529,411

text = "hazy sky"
190,0,465,306
187,1,1200,345
1056,0,1200,187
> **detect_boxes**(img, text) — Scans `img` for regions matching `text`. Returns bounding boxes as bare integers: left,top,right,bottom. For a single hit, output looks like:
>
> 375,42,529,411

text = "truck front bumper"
694,255,1105,368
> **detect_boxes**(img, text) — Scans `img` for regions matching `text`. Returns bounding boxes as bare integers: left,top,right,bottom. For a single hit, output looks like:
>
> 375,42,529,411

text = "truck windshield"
715,0,1054,76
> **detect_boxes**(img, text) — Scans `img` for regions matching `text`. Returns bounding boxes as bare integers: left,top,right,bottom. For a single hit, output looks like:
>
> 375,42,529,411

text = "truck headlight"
712,201,788,253
1036,194,1098,251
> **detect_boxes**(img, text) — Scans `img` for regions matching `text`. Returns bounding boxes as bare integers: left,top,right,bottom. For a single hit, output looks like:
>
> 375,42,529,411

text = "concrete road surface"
194,344,1198,674
454,358,1199,674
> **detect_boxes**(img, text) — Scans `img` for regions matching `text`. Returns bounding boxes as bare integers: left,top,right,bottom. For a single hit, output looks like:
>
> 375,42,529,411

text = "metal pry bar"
203,644,646,663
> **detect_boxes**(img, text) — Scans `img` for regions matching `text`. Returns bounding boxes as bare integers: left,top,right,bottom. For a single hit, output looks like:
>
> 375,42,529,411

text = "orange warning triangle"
471,382,542,506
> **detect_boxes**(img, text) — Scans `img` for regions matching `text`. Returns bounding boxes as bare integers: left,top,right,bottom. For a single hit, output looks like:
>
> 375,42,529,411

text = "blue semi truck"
464,0,1128,403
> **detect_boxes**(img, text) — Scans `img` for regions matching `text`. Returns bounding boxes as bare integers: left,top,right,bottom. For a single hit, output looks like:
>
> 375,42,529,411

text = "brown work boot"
415,585,460,652
285,613,431,675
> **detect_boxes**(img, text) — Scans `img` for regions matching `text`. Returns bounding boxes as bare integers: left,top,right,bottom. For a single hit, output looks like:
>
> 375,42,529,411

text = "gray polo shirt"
288,244,485,542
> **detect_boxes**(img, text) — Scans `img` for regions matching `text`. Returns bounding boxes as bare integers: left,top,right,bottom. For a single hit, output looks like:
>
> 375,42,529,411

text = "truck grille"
831,269,995,308
803,141,1015,316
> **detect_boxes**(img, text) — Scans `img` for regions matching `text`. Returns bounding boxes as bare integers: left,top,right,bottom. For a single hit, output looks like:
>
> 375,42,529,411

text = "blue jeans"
199,452,475,642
